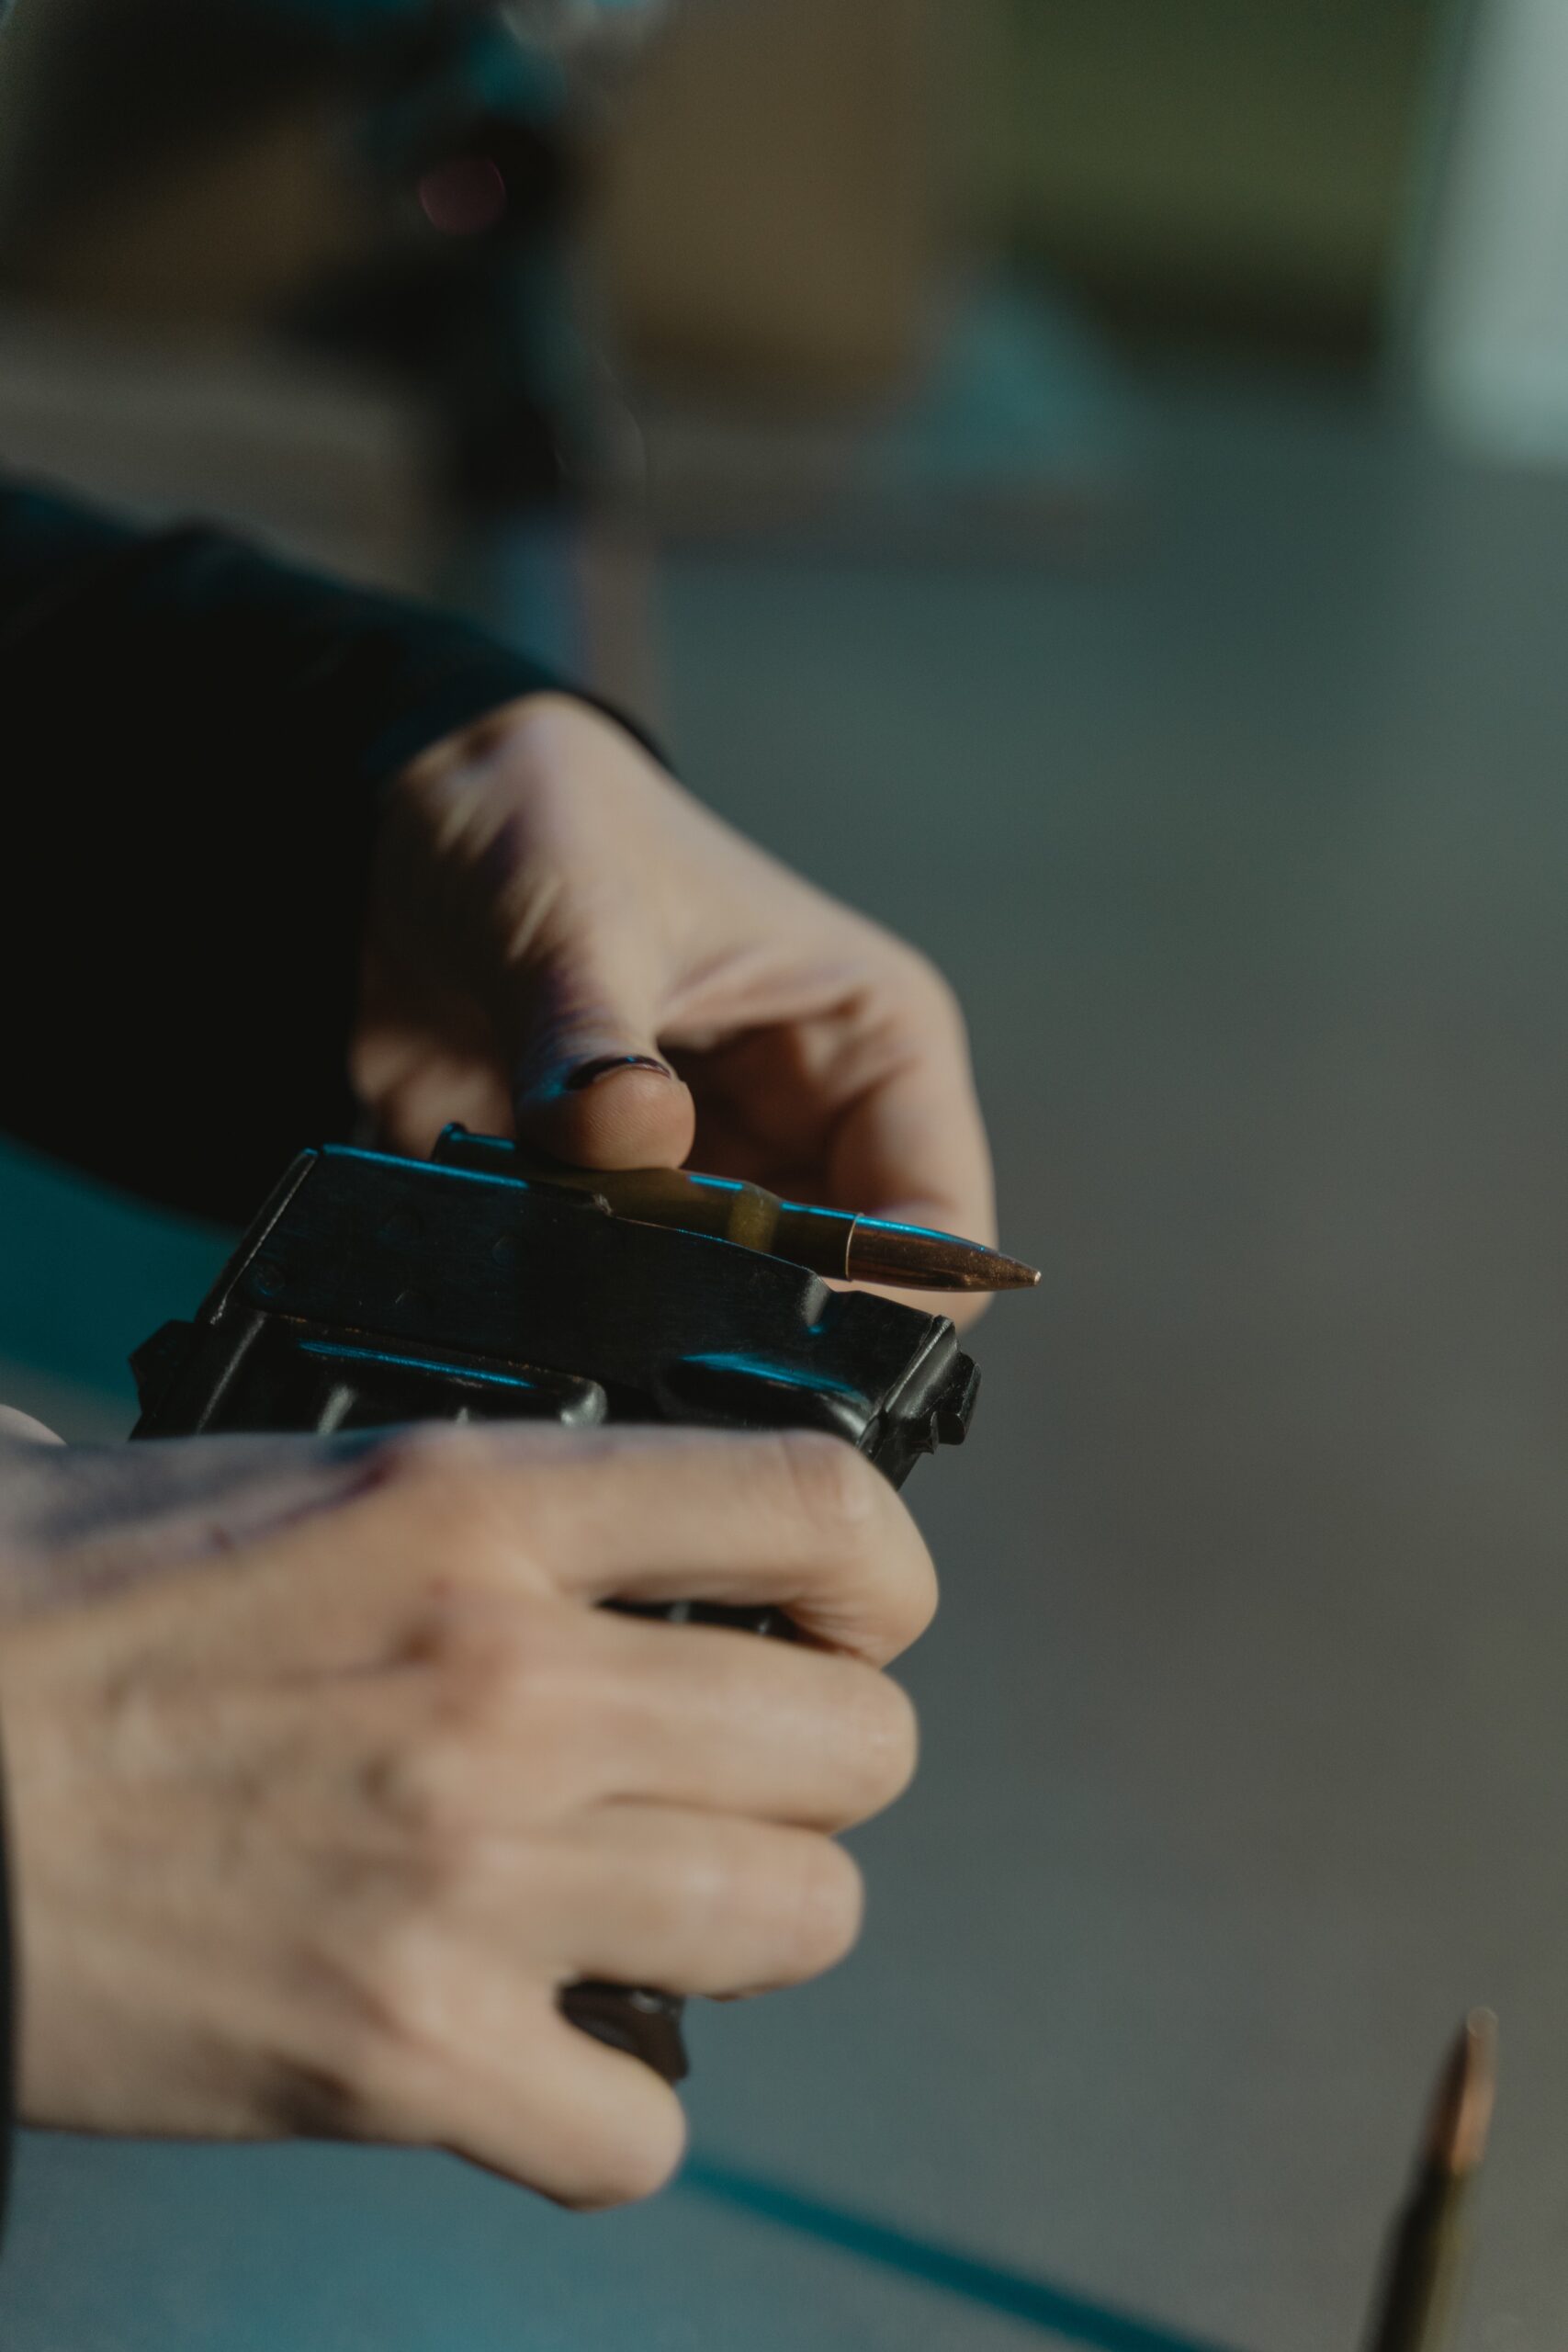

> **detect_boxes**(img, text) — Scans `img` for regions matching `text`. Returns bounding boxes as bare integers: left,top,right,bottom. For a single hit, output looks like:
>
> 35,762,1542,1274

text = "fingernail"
564,1054,673,1091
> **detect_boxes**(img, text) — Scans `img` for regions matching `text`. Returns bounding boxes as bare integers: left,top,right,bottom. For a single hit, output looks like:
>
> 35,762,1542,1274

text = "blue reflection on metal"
297,1341,536,1390
686,1353,863,1402
682,2157,1249,2352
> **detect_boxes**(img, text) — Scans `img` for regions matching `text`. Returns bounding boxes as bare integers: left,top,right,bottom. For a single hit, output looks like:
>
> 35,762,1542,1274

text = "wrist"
394,691,668,804
394,690,565,793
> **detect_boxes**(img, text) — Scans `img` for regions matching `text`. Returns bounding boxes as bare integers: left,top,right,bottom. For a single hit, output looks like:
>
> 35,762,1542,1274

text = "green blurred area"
0,1137,230,1439
962,0,1447,353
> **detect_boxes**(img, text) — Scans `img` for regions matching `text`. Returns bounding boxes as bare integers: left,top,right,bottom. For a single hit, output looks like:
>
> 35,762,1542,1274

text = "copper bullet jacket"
512,1151,1040,1295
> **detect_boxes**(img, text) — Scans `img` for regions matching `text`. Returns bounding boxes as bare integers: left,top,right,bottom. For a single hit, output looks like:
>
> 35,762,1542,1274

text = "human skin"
0,688,985,2210
0,1420,931,2208
355,695,997,1323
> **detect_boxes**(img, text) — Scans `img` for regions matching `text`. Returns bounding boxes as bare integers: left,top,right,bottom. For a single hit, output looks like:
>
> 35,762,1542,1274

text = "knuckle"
431,1627,546,1722
263,2043,386,2141
440,1623,581,1751
285,1897,464,2122
621,1820,752,1962
417,1593,569,1705
778,1837,863,1976
553,2093,688,2211
366,1428,533,1575
845,1672,919,1815
400,1611,600,1814
367,1421,486,1496
897,944,966,1037
417,1585,530,1669
655,1827,738,1944
365,1733,471,1842
709,1830,863,1980
889,1537,940,1653
870,932,959,1027
350,1884,470,2057
773,1430,880,1549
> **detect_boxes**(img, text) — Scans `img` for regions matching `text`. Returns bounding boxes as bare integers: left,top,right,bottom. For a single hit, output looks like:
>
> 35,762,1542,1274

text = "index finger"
825,958,995,1248
529,1428,933,1664
382,1424,938,1665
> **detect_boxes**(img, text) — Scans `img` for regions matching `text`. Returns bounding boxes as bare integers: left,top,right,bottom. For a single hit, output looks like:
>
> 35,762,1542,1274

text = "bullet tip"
993,1256,1042,1290
844,1227,1042,1294
1427,2009,1498,2179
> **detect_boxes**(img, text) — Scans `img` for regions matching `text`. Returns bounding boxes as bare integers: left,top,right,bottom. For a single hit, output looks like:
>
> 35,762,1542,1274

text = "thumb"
0,1406,65,1446
507,967,695,1170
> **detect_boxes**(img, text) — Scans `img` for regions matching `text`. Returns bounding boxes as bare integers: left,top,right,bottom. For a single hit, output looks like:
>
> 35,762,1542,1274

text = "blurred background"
6,2,1568,2346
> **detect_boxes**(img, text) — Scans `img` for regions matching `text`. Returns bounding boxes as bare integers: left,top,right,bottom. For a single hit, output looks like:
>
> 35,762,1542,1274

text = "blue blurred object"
0,1136,229,1431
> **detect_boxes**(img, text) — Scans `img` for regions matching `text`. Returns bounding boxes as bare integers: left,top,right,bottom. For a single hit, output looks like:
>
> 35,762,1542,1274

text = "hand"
0,1419,390,1611
0,1422,931,2207
353,695,996,1320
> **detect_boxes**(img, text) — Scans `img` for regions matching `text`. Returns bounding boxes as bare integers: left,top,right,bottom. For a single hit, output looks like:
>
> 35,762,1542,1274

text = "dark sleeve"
0,480,610,1224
